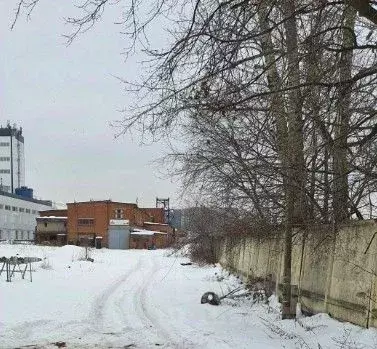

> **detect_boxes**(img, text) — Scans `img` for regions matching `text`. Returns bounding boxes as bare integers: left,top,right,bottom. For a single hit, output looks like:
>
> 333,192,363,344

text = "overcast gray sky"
0,1,181,208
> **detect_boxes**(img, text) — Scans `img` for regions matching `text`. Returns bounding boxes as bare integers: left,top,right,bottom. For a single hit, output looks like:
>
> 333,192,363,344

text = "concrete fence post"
324,231,336,313
366,233,377,328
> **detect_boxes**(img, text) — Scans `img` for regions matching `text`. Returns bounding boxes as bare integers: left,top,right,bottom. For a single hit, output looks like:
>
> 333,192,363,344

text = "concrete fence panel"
215,220,377,328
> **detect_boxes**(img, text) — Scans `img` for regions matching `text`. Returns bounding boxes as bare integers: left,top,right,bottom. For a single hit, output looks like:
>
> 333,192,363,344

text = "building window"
44,222,47,228
15,231,18,240
78,218,94,226
0,142,10,146
12,206,17,212
0,169,10,173
0,204,3,209
19,207,25,212
31,210,37,214
114,208,124,219
0,157,10,161
5,205,11,210
25,208,30,213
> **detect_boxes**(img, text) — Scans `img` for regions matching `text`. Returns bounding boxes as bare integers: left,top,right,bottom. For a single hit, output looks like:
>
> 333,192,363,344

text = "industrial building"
0,124,25,194
0,123,53,241
0,190,52,241
0,123,175,247
65,200,173,249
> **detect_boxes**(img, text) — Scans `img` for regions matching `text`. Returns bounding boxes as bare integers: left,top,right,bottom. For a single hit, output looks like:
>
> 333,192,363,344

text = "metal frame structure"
156,197,170,223
0,256,41,282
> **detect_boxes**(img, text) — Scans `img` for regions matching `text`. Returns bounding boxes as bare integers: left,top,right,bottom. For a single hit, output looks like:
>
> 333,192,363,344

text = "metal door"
108,227,130,249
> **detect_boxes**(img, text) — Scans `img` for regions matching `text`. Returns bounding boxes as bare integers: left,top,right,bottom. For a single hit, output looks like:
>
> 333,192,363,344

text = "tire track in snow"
88,254,177,347
89,253,226,348
135,255,197,348
89,257,142,332
137,255,232,349
127,257,177,347
135,258,172,339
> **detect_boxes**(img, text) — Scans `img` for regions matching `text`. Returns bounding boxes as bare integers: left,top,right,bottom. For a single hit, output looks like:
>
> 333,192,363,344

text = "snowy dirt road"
1,245,377,349
89,255,177,347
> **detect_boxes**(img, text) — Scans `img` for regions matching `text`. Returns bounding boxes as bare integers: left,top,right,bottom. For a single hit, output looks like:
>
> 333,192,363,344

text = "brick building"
35,210,67,246
36,209,68,245
66,200,166,247
36,216,67,245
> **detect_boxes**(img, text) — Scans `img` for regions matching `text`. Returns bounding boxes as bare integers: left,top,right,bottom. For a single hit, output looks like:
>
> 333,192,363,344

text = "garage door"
108,227,130,249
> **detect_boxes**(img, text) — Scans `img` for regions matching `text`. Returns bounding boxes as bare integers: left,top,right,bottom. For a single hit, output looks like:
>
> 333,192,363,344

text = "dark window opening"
114,208,124,219
78,218,94,226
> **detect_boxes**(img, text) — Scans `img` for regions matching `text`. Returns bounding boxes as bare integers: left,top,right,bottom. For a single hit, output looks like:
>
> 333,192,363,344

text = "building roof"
40,209,67,217
0,125,24,143
36,216,67,220
144,221,169,226
0,190,52,206
67,200,137,206
131,229,167,236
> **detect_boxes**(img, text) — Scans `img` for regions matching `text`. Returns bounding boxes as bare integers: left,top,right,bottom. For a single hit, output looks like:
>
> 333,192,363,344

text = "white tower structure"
0,123,25,193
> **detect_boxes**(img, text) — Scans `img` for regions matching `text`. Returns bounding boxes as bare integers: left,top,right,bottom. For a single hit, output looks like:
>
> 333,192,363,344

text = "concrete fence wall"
216,220,377,328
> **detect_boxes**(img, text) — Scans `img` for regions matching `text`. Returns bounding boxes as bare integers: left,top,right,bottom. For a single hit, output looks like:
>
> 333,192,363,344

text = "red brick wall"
154,233,168,248
140,208,165,224
67,201,153,246
130,235,154,249
67,202,105,244
143,222,173,234
129,233,168,249
132,206,152,226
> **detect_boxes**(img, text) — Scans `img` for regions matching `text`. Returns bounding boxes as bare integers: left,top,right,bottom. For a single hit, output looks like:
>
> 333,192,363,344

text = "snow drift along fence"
215,220,377,329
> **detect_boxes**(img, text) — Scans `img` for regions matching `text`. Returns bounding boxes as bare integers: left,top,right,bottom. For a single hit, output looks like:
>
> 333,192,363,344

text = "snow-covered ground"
0,244,377,349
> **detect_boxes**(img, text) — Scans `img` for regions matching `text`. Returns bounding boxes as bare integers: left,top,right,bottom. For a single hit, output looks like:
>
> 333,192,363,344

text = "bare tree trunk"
280,0,307,319
258,0,305,318
333,6,356,226
304,9,325,223
309,128,318,221
323,147,330,222
257,3,289,163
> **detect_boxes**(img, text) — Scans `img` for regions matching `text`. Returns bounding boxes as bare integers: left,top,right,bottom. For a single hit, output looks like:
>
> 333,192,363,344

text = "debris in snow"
53,341,66,348
201,281,253,306
246,275,274,300
201,291,221,305
220,286,244,300
252,289,267,304
267,294,282,314
214,272,225,282
180,262,192,266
